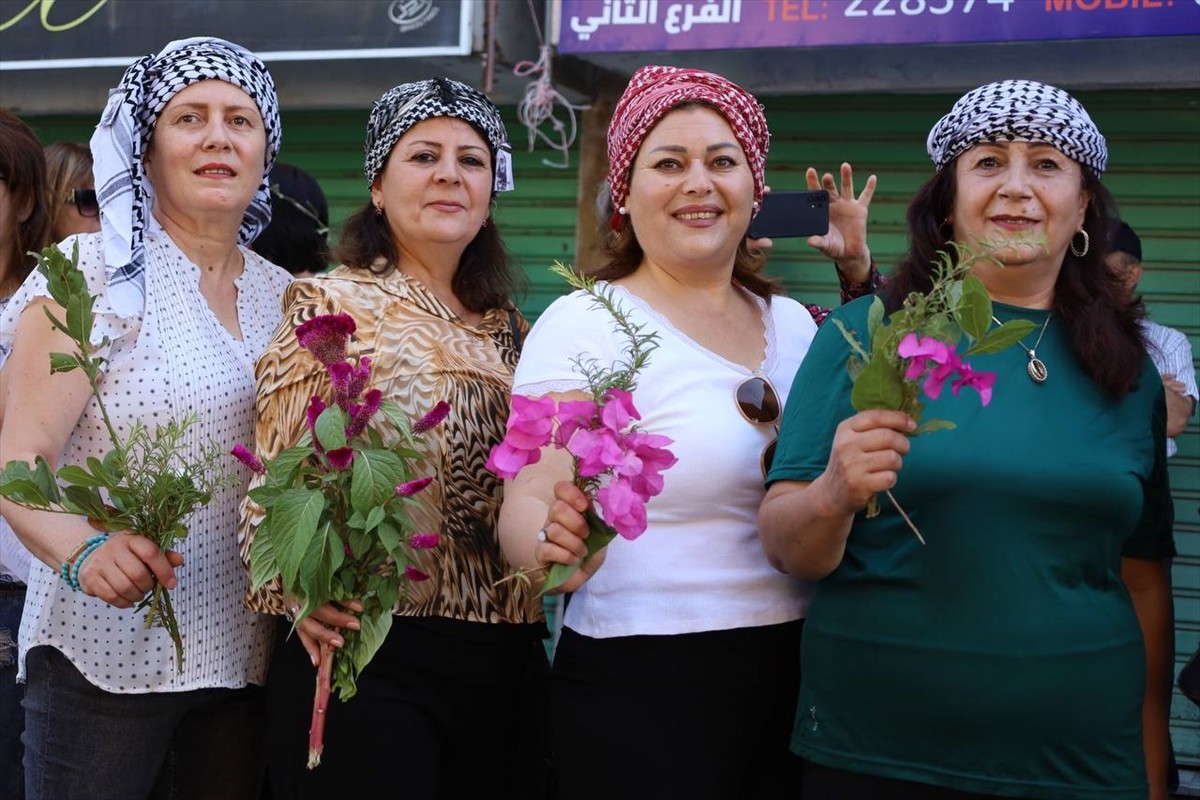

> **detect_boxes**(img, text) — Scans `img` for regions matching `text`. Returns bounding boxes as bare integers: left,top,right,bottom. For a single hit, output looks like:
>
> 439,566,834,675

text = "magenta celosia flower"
328,361,354,410
898,333,953,381
596,476,649,540
486,440,542,480
599,388,640,432
345,389,383,438
231,444,266,475
951,363,997,407
553,399,598,448
410,533,440,549
306,395,327,435
296,313,356,366
347,357,371,400
396,477,433,497
413,401,451,434
404,565,430,582
325,447,355,470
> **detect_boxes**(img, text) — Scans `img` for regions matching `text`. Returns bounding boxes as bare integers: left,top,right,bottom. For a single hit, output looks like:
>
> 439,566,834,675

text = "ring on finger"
537,528,548,543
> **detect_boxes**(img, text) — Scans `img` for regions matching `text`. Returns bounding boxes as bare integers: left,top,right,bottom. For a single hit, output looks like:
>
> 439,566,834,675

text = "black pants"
264,615,548,800
802,763,1012,800
549,620,804,800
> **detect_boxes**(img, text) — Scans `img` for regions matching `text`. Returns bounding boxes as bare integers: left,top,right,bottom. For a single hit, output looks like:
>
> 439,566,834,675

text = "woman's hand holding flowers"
79,533,183,609
292,598,363,667
817,410,915,517
806,162,876,282
535,480,608,594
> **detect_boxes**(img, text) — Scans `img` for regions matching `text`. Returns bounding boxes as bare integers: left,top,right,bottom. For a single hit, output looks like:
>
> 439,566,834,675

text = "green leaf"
376,520,403,558
953,274,992,341
340,611,392,701
61,485,113,520
56,464,111,488
846,357,865,382
915,418,958,435
265,445,311,489
31,457,62,504
296,520,344,609
350,449,407,516
347,527,371,560
248,517,280,591
850,357,905,412
831,318,869,362
963,319,1039,356
866,296,884,343
268,487,326,592
378,400,412,436
48,352,81,374
314,407,348,451
364,505,385,533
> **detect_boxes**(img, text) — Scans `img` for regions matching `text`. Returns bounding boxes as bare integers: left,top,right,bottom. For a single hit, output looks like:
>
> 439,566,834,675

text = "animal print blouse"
238,266,543,625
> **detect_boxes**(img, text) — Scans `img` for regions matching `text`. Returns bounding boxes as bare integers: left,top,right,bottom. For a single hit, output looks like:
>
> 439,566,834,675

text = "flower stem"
307,642,334,769
886,489,926,545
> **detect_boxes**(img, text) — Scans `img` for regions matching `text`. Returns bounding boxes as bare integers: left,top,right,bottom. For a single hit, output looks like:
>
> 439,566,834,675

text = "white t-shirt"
0,228,291,692
513,283,817,639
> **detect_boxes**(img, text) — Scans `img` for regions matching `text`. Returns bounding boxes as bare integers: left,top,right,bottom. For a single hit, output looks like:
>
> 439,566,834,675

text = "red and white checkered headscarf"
606,66,769,231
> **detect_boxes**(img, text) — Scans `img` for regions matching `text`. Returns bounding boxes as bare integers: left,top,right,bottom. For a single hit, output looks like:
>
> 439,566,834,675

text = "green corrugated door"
760,89,1200,765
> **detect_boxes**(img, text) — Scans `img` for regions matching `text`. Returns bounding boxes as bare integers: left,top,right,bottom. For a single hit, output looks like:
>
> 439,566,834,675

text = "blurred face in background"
44,141,101,241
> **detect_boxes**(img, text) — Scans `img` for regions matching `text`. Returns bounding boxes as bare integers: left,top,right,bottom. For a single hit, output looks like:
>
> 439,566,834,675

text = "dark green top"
768,297,1175,799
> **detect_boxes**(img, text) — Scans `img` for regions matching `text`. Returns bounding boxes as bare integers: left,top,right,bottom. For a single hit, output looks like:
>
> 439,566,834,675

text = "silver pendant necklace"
992,313,1051,384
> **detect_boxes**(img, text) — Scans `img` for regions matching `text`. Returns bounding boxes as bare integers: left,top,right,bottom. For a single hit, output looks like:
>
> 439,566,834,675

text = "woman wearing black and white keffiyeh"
0,36,292,800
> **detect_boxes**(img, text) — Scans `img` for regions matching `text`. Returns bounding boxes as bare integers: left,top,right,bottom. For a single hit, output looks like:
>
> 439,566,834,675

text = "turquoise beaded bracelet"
61,534,108,591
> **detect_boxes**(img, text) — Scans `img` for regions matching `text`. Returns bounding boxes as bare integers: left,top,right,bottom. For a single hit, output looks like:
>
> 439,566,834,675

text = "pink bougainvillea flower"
325,447,355,471
951,363,997,407
345,389,383,438
898,333,953,381
296,313,356,366
410,533,440,549
596,476,649,540
502,395,557,449
413,401,451,434
485,440,542,480
404,565,430,582
567,426,627,478
231,444,266,475
396,477,433,497
599,388,640,432
553,399,598,448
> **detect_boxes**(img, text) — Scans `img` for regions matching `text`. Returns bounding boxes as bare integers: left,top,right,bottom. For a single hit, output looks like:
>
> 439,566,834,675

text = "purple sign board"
559,0,1200,54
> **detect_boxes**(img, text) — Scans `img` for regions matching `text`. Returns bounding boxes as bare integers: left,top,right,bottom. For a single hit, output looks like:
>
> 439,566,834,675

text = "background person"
759,79,1175,800
0,37,291,800
43,140,101,242
497,65,878,800
1107,220,1197,457
239,78,549,800
0,106,54,800
251,161,330,278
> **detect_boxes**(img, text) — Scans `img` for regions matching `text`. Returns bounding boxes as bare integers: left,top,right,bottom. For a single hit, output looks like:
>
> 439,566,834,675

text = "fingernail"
167,578,177,589
310,655,318,667
348,620,360,630
333,638,344,648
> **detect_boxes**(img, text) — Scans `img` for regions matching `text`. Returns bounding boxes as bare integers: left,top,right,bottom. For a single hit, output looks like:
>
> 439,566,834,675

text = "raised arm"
758,409,914,580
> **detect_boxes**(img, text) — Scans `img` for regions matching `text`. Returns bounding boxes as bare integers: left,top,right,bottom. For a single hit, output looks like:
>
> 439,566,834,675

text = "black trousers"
264,615,549,800
549,619,804,800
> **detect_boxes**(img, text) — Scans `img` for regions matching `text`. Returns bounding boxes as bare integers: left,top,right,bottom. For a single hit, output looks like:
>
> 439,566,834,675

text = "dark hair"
1108,220,1142,262
887,164,1145,398
334,200,523,313
0,109,52,296
43,141,95,241
252,162,331,275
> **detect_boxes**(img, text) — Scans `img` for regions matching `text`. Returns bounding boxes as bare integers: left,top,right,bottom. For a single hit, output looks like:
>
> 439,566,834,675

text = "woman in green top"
759,80,1175,800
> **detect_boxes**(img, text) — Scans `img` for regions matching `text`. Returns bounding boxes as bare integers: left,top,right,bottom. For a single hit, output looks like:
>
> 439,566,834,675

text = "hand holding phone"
747,190,830,240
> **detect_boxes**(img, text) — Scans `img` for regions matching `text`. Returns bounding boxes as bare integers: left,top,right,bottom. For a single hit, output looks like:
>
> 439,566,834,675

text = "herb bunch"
0,243,232,669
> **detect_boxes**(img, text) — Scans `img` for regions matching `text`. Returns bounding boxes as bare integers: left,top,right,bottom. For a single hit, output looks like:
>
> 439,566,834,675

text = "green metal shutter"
760,89,1200,765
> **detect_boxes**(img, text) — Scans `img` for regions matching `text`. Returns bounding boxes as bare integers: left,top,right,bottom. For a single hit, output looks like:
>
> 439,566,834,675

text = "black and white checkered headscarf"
91,36,281,319
364,78,513,194
926,79,1107,177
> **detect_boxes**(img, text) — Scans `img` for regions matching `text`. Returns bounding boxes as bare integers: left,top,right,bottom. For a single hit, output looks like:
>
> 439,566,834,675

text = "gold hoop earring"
1070,229,1089,258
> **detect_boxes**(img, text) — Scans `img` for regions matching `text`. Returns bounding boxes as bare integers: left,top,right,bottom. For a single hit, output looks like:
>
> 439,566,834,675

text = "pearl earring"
617,206,628,216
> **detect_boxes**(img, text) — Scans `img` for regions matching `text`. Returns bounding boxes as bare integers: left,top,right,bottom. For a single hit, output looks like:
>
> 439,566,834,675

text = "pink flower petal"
413,401,451,434
231,444,266,475
396,477,433,497
296,313,356,366
410,533,440,549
